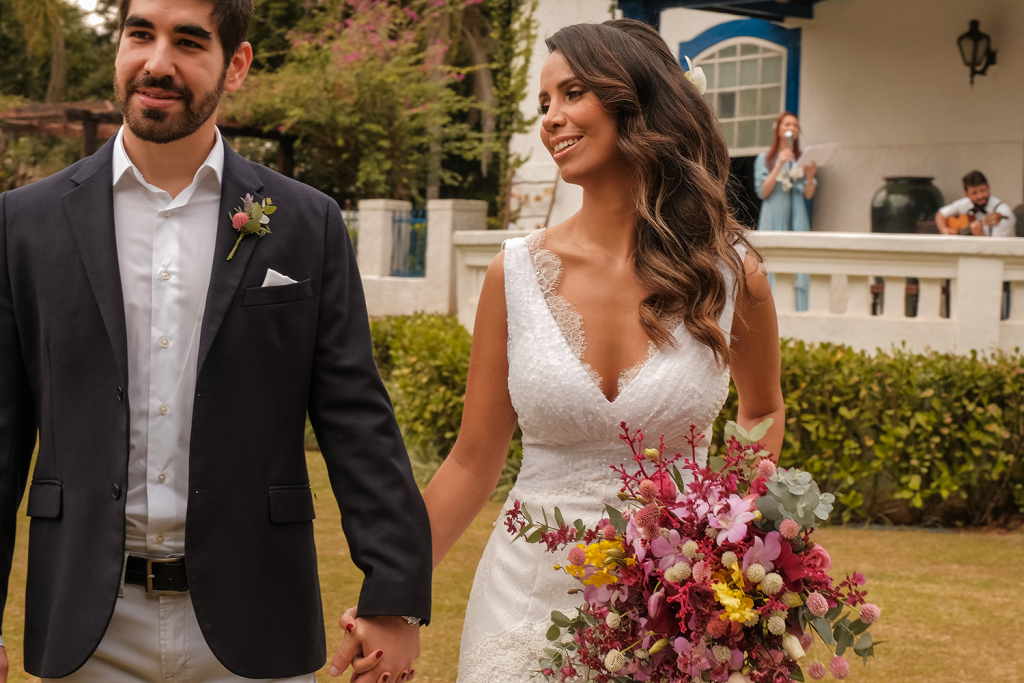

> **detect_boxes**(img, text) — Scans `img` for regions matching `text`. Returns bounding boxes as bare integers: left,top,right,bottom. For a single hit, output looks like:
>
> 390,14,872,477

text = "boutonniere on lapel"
227,194,276,260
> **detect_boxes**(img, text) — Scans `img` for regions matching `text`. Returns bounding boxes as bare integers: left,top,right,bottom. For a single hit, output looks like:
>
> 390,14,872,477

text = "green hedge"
709,341,1024,527
309,315,1024,525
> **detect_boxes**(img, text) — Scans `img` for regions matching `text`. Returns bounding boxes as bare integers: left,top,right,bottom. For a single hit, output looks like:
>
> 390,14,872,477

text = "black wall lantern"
958,20,996,86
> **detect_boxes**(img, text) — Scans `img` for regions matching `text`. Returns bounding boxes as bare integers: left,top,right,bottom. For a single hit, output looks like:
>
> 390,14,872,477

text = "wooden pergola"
0,100,297,177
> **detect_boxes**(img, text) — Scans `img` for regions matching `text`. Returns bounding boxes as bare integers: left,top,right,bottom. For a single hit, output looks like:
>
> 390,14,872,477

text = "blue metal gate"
390,209,427,277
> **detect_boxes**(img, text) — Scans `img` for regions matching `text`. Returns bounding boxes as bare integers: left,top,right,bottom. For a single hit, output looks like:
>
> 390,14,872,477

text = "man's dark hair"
118,0,255,67
963,170,988,190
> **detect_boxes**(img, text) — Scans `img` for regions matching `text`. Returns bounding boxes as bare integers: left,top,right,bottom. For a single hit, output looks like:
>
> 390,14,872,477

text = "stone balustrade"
452,230,1024,354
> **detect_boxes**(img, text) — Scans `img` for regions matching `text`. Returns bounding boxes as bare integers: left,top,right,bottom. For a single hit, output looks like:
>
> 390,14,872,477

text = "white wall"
508,0,614,229
795,0,1024,232
511,0,1023,233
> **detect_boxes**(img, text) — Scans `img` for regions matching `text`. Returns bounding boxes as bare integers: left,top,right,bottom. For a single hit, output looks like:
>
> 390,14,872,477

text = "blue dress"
754,152,810,311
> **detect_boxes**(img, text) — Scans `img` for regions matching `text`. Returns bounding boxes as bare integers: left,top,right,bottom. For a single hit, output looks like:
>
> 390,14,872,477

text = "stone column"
356,199,412,278
426,199,488,313
954,256,1004,352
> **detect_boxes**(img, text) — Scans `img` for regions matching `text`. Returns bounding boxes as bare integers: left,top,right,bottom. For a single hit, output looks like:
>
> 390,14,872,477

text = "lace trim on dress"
524,229,658,395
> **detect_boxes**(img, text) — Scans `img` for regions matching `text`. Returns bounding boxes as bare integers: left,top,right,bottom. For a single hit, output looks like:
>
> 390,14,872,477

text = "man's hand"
970,220,985,236
984,212,1002,227
1,645,8,683
329,609,419,683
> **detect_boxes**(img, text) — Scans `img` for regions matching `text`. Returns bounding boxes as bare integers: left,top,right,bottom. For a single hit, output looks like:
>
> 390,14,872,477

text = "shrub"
710,341,1024,526
308,315,1024,525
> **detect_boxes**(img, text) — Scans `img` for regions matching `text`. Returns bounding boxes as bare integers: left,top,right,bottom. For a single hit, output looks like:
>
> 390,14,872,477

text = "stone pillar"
356,199,411,278
426,199,488,313
954,256,1004,352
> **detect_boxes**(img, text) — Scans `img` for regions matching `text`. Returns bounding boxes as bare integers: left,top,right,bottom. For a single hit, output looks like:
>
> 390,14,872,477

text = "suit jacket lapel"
197,142,265,376
62,139,129,386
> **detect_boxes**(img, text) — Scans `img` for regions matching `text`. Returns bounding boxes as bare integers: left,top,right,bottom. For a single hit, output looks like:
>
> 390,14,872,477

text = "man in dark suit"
0,0,430,680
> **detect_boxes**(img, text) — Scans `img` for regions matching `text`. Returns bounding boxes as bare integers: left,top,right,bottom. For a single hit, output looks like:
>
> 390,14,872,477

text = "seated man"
936,170,1016,236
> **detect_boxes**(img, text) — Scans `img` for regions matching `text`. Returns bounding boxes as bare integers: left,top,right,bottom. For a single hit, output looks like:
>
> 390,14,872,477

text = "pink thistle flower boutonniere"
227,193,276,260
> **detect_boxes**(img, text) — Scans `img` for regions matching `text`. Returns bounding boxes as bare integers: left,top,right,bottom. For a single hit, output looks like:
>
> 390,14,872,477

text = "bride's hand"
329,607,388,679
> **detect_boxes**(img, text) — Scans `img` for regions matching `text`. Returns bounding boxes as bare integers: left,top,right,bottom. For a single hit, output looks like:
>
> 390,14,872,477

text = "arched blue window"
679,20,801,157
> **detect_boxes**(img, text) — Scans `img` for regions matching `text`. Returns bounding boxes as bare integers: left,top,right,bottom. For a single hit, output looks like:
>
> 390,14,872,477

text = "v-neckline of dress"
523,229,668,405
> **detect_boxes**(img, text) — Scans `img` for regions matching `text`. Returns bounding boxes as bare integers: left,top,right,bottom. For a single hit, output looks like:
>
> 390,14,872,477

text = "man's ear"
224,42,253,94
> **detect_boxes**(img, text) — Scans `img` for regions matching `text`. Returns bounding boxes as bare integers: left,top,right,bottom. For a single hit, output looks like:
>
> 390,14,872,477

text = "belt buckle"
145,557,180,595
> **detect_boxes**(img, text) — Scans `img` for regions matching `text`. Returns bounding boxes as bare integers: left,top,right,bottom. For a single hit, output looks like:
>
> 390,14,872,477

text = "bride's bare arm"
729,252,785,458
423,252,519,568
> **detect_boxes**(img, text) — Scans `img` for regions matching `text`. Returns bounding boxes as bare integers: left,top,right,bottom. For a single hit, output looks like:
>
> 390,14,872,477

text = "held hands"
330,608,418,683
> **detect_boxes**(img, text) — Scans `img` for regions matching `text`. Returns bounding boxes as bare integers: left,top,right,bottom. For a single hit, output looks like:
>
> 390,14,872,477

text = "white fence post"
356,199,411,278
425,199,488,313
953,256,1004,352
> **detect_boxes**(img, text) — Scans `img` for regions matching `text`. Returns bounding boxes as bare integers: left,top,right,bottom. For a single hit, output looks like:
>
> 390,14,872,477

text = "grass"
4,452,1024,682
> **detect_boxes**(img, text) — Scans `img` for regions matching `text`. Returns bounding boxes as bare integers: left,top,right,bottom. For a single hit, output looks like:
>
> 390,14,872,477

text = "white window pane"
718,45,737,58
760,86,782,115
758,118,776,147
740,43,759,56
737,120,757,148
739,59,759,86
739,89,758,117
701,62,716,88
762,56,783,84
719,61,737,88
704,91,715,110
720,121,736,147
718,92,736,119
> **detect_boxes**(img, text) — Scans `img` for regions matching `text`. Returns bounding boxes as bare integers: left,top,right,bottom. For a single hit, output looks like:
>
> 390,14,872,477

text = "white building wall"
511,0,1023,233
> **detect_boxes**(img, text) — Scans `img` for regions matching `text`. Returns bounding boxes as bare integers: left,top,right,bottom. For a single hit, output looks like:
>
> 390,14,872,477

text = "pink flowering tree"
225,0,479,203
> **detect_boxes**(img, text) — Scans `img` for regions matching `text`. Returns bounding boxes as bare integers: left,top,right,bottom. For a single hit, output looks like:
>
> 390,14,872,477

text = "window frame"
695,37,788,158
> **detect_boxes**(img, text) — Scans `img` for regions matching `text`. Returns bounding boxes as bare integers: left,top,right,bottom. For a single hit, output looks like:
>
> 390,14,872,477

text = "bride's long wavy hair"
546,20,755,365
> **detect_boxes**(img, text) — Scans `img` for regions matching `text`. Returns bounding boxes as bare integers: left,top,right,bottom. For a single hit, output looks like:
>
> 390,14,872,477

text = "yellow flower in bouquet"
712,582,758,623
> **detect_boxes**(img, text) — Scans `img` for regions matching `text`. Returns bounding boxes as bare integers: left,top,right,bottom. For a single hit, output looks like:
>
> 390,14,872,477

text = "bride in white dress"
332,19,784,683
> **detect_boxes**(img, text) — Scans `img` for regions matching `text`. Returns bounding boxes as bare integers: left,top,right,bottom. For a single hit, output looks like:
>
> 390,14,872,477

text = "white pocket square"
261,268,298,287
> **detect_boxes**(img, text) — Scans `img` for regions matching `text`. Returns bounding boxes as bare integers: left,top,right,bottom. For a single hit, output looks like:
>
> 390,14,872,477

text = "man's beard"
114,72,225,144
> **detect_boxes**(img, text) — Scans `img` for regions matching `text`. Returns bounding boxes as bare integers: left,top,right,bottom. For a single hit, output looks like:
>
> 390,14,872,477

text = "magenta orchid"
708,494,756,545
742,530,783,571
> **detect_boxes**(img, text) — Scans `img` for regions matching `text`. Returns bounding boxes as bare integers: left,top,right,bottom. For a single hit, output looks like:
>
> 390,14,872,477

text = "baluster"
846,275,870,316
1010,281,1024,321
880,277,903,318
916,278,942,320
774,273,797,313
808,274,830,313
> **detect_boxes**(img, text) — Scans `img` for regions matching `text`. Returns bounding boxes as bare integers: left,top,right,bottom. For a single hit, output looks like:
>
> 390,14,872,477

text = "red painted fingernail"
345,623,355,633
383,674,391,683
375,650,383,660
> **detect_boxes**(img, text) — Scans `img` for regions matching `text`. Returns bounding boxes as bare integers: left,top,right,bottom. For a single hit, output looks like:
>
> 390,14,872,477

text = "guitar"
946,214,972,234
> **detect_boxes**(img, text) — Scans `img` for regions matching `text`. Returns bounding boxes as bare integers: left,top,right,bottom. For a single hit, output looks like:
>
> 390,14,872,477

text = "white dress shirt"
112,126,223,555
939,195,1016,237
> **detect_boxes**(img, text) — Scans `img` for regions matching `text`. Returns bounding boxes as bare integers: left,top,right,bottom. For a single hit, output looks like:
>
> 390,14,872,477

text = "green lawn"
3,452,1023,682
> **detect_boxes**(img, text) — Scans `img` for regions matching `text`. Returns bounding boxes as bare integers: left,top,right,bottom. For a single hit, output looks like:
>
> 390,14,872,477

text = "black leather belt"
125,555,188,594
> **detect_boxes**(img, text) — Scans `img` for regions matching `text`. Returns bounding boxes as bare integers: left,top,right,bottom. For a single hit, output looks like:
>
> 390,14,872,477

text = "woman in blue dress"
755,111,817,311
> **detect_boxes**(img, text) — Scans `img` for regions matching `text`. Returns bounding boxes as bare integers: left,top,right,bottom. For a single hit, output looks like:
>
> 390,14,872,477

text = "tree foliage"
225,0,480,204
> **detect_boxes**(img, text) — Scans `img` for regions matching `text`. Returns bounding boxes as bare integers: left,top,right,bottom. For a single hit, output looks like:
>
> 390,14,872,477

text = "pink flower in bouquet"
742,531,782,571
635,503,660,531
829,655,850,679
651,470,677,500
757,459,776,480
807,661,827,680
650,528,692,570
779,518,801,539
231,212,249,230
639,478,660,500
673,638,708,677
806,591,829,617
803,544,832,572
860,603,881,623
708,495,755,545
567,546,586,567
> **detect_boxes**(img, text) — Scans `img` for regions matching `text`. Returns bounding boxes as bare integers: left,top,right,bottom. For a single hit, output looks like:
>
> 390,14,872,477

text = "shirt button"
156,535,165,544
160,338,170,348
158,405,169,415
158,473,167,483
161,270,171,280
111,483,121,499
163,210,171,217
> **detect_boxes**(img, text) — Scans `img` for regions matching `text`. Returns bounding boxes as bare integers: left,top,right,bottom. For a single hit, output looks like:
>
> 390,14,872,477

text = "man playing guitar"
936,170,1016,236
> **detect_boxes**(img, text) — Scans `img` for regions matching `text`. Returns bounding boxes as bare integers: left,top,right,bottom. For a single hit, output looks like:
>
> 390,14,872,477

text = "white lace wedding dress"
456,231,743,682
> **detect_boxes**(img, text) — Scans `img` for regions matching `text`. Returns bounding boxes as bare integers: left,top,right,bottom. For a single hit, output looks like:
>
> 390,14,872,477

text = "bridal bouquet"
505,422,880,683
